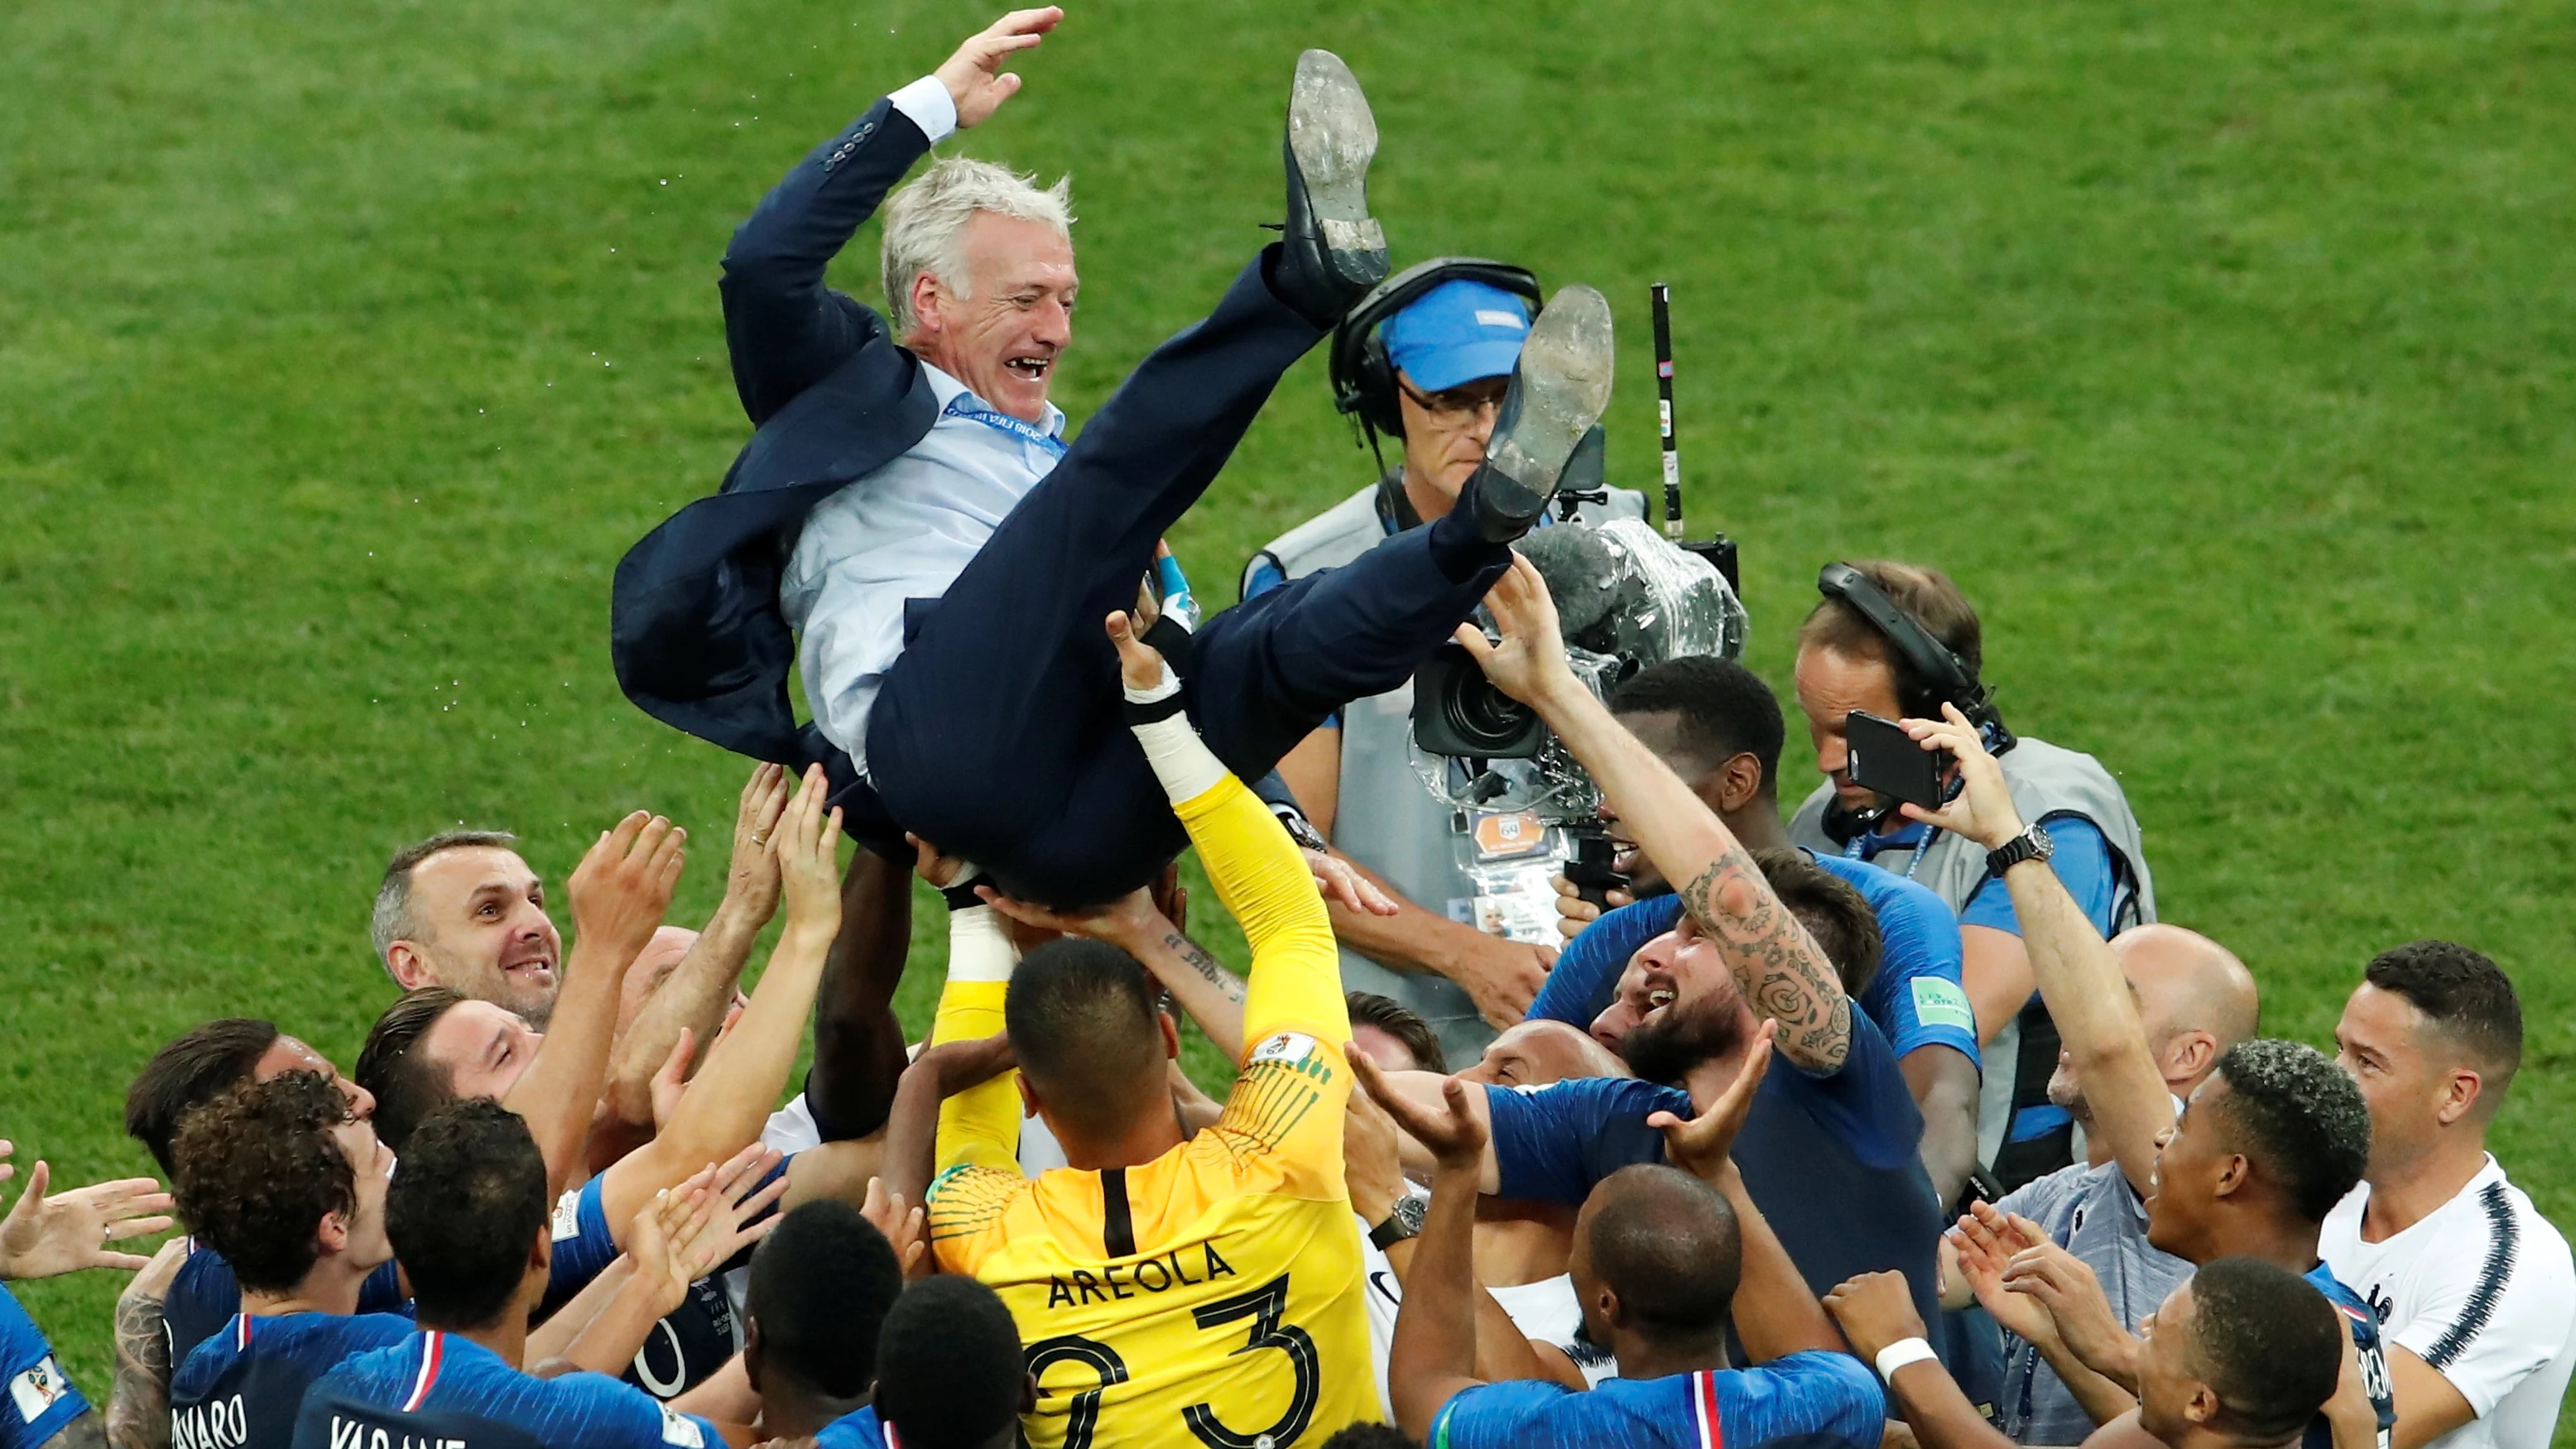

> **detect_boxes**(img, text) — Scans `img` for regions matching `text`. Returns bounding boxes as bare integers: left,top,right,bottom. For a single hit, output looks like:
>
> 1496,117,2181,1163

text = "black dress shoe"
1463,285,1616,542
1276,50,1388,329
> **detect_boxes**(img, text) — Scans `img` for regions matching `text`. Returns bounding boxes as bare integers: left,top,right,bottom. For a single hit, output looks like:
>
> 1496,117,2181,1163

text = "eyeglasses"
1396,376,1510,424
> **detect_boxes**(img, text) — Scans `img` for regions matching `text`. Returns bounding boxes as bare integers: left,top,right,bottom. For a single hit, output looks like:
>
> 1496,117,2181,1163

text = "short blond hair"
879,157,1074,335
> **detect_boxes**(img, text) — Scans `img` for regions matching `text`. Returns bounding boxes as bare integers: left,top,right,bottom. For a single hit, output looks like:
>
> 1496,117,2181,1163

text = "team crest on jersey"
9,1356,66,1423
1250,1032,1318,1066
1250,1032,1317,1064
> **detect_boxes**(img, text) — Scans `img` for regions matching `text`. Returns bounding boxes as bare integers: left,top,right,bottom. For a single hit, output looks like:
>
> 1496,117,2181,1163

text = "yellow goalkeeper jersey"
926,772,1373,1449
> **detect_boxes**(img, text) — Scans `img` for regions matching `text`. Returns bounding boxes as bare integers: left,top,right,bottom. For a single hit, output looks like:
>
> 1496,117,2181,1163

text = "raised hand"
647,1027,696,1132
1450,554,1577,708
0,1153,175,1279
1351,1054,1486,1176
935,7,1062,130
975,882,1164,952
860,1177,930,1280
2002,1235,2137,1379
1947,1207,2062,1350
774,765,845,944
1897,703,2024,851
1341,1082,1409,1226
723,763,791,927
1646,1019,1774,1183
569,810,688,968
1104,610,1167,693
904,831,969,890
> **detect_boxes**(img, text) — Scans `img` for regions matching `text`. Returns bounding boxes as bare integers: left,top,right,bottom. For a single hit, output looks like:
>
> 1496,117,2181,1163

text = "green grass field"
5,0,2572,1433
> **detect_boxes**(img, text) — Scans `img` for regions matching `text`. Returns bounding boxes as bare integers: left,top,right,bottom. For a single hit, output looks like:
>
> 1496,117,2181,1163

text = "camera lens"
1442,675,1536,754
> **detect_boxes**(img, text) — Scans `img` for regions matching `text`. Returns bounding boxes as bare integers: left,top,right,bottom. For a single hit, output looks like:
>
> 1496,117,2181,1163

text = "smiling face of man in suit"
906,209,1079,425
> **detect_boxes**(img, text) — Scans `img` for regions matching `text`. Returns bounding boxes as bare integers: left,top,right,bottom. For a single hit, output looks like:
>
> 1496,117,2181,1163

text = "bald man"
1905,713,2260,1443
1456,1019,1632,1092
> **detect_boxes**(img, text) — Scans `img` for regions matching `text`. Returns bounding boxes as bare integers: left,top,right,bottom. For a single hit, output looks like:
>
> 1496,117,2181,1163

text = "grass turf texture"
4,0,2572,1426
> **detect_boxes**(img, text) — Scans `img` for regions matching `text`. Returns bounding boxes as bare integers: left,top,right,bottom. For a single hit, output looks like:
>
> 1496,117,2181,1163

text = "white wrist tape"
946,904,1019,984
1125,660,1225,801
1873,1336,1939,1384
1123,658,1180,707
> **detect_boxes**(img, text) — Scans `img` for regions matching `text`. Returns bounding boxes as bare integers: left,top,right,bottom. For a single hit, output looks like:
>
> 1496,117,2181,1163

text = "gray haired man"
616,8,1619,909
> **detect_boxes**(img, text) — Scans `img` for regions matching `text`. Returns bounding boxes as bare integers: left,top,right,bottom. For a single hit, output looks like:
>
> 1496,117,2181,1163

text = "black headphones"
1816,562,2016,756
1329,257,1543,449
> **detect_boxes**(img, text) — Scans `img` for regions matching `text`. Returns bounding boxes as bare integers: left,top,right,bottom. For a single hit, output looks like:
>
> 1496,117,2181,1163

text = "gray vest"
1786,736,2157,1175
1247,478,1645,1063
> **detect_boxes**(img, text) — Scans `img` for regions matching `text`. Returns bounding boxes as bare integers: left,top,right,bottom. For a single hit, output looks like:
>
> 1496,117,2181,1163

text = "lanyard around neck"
942,392,1066,461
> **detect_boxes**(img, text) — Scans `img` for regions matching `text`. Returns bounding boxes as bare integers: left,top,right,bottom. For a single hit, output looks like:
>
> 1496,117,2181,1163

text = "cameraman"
1785,559,2155,1192
1241,262,1644,1063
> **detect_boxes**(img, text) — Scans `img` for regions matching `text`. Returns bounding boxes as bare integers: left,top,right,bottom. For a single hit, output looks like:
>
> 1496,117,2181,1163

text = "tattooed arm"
46,1413,108,1449
976,885,1248,1061
1452,557,1853,1073
1127,925,1247,1062
105,1237,184,1449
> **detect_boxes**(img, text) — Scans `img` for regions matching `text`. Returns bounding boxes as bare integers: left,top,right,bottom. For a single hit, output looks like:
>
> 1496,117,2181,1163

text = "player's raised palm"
1647,1018,1773,1183
1353,1054,1485,1173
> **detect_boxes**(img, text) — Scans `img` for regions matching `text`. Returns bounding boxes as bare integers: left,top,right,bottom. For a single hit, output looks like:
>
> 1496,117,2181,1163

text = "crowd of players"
5,8,2572,1449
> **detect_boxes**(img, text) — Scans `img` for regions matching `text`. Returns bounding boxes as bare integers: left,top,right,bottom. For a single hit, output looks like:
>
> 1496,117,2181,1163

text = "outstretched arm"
802,843,916,1142
1827,1271,2019,1449
596,772,839,1238
1108,612,1345,1050
507,813,686,1199
1649,1022,1843,1360
720,8,1061,421
104,1239,185,1449
1904,707,2173,1195
928,882,1026,1180
605,765,790,1130
1459,558,1851,1073
1355,1061,1495,1442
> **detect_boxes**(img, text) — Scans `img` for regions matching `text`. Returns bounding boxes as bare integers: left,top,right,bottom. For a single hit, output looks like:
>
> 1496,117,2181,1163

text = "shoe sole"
1288,50,1385,285
1485,285,1616,504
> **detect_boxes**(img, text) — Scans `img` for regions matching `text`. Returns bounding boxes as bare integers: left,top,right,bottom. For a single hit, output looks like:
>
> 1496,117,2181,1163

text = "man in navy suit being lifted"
613,7,1615,906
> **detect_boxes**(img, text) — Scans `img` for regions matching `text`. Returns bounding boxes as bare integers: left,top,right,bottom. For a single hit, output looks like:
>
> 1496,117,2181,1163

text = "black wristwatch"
1273,804,1329,856
1369,1192,1428,1250
1986,823,2055,876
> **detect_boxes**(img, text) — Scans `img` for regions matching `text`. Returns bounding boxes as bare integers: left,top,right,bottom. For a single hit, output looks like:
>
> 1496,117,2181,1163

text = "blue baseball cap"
1382,279,1532,393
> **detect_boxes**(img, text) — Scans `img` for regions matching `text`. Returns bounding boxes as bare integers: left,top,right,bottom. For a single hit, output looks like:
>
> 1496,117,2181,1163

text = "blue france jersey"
300,1331,720,1449
815,1405,886,1449
1,1283,89,1449
1430,1352,1885,1449
1483,1010,1947,1340
171,1311,412,1449
2305,1265,2396,1449
165,1242,409,1368
544,1169,774,1399
1526,867,1978,1068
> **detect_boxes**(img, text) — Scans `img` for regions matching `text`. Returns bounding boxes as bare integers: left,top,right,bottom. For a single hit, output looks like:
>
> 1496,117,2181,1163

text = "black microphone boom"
1652,283,1683,541
1650,282,1742,594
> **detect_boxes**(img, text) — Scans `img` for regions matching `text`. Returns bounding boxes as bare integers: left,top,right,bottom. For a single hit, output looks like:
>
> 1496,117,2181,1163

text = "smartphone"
1844,710,1949,811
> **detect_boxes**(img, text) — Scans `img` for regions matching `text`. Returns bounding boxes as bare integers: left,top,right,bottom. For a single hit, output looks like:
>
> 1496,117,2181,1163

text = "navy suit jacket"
610,98,944,782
